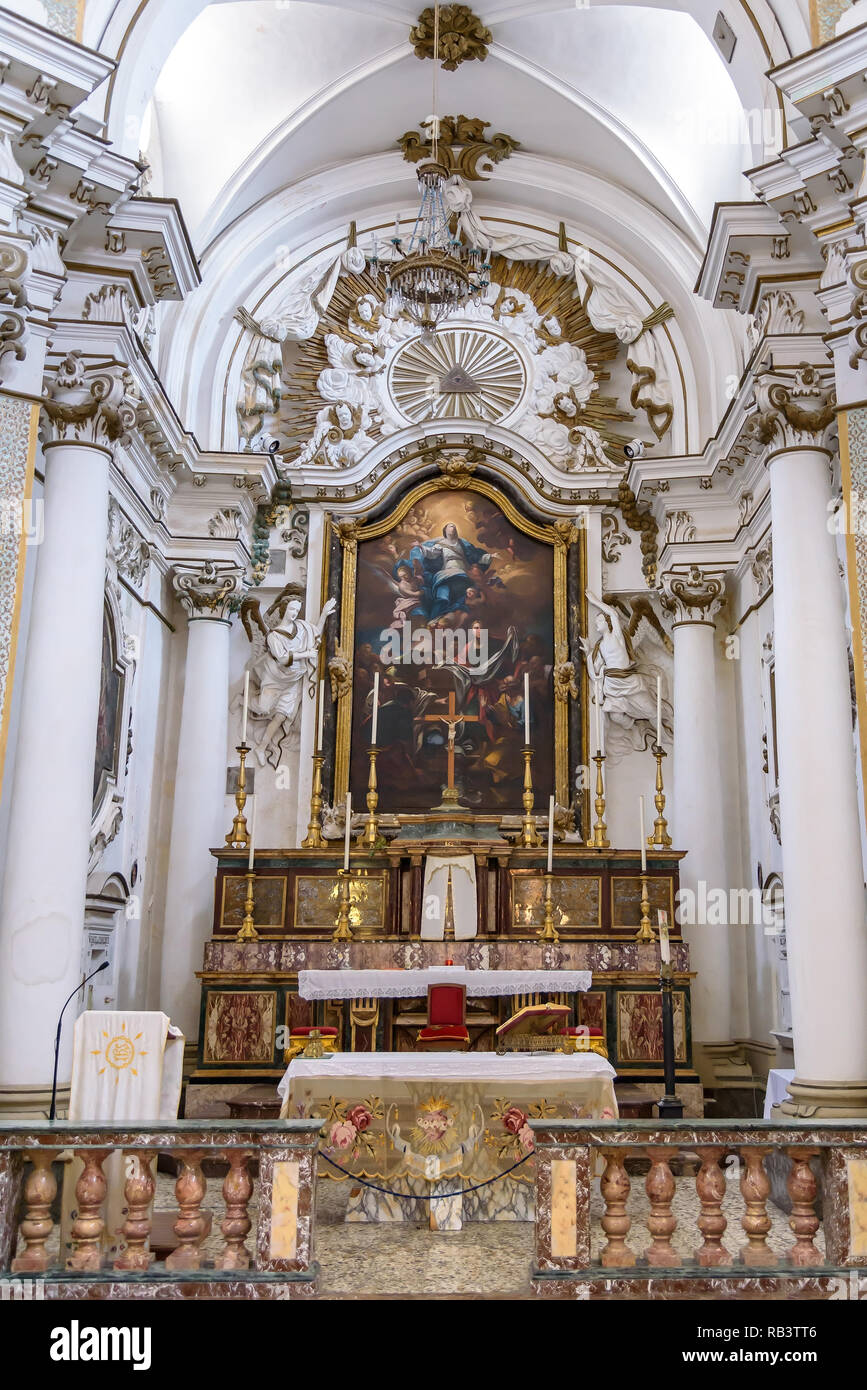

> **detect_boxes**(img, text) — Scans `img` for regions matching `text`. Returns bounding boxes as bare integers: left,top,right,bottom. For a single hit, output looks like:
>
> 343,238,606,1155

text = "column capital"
41,352,137,453
752,360,837,455
172,560,246,622
659,565,727,626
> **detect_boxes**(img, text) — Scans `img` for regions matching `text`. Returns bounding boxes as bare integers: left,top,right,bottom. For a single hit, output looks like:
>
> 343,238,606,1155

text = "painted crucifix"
421,691,479,796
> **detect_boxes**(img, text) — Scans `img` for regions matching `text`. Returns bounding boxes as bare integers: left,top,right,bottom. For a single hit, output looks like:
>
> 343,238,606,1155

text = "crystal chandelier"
368,6,490,333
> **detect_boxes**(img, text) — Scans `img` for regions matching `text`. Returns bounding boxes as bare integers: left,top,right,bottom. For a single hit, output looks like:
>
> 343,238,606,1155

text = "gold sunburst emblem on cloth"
90,1021,147,1084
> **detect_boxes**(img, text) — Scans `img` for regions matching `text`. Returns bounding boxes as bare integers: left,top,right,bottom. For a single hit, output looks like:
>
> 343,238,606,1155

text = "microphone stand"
49,961,110,1123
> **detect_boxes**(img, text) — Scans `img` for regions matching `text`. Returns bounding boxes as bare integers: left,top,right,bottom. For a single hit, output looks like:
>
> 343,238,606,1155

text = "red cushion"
290,1027,339,1037
418,1025,469,1041
565,1026,603,1037
428,985,465,1026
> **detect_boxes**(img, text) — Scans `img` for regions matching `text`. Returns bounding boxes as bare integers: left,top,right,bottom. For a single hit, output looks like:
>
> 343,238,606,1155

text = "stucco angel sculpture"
580,590,673,756
240,583,336,766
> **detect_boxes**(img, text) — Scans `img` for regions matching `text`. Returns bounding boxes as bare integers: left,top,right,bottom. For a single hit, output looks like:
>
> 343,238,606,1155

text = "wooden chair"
417,984,470,1050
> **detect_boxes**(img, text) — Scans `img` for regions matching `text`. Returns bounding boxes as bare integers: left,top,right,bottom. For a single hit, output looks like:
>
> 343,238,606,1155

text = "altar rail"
530,1119,867,1300
0,1121,320,1299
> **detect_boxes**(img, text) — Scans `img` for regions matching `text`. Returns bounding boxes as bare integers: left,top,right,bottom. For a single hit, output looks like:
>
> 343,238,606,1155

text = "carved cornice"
409,6,491,68
752,361,837,454
660,565,727,626
172,560,246,621
42,351,138,451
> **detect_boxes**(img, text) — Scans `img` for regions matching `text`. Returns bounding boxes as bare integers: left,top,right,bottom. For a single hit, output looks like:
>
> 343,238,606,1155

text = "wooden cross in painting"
421,692,479,793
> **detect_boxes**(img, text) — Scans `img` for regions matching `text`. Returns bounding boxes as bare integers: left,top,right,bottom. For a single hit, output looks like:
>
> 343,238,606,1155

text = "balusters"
67,1149,110,1271
786,1147,822,1266
599,1149,636,1267
644,1147,679,1266
114,1153,156,1271
217,1151,253,1270
165,1152,207,1270
694,1146,732,1266
739,1147,776,1266
12,1150,57,1272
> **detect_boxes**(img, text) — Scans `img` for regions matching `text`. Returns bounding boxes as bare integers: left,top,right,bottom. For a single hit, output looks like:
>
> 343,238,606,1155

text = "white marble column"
660,566,732,1049
0,354,136,1115
159,561,245,1040
758,364,867,1115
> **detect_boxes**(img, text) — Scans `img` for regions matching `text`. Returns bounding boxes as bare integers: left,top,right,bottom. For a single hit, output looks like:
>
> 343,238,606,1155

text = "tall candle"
241,670,250,744
658,910,671,963
599,683,605,758
656,675,662,747
524,672,530,743
316,678,325,752
639,795,647,871
547,794,555,873
371,671,380,744
247,799,256,871
343,792,351,871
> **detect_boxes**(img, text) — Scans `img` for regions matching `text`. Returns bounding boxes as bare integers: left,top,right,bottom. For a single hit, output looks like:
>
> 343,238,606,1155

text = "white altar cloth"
296,967,592,1000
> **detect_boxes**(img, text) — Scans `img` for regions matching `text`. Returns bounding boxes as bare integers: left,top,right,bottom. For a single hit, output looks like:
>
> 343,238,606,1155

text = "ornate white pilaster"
159,561,246,1040
0,353,136,1116
755,363,867,1116
660,565,733,1059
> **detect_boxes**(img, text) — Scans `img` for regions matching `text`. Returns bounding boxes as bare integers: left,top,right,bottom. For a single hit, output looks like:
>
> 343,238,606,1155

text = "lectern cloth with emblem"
61,1011,184,1261
421,855,477,940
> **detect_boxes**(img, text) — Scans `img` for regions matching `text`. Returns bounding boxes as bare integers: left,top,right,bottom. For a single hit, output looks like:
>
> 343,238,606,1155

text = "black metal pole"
48,961,110,1123
657,961,684,1119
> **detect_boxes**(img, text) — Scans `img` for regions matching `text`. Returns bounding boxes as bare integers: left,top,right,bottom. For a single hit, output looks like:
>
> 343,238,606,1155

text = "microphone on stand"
49,961,110,1123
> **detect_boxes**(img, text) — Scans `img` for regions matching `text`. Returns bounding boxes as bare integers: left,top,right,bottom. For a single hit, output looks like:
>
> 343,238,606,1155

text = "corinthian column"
159,561,245,1040
0,354,136,1117
660,566,732,1059
755,361,867,1116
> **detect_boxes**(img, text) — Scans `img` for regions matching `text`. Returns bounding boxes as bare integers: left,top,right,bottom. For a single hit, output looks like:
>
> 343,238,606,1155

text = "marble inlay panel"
846,1157,867,1258
550,1159,577,1257
270,1160,299,1260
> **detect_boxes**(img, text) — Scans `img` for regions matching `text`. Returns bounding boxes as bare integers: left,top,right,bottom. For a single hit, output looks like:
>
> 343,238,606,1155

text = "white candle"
343,792,351,871
658,910,671,963
241,670,250,744
599,683,605,758
639,795,647,871
247,799,256,872
656,675,662,747
371,671,380,744
593,680,600,755
524,672,530,743
547,794,555,873
316,678,325,752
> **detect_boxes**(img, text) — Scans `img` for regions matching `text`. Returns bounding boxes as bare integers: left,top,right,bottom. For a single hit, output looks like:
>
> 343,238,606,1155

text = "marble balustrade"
531,1119,867,1299
0,1120,321,1299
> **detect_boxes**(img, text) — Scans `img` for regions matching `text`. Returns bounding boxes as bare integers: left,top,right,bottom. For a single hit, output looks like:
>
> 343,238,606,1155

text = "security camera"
624,439,646,460
268,439,281,455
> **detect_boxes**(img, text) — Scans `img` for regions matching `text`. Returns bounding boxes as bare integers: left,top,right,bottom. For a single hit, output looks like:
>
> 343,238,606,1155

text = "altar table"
296,968,592,1000
278,1050,617,1228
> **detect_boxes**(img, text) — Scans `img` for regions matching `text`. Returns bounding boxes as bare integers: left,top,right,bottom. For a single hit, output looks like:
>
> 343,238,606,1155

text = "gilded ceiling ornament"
398,115,519,181
409,6,492,69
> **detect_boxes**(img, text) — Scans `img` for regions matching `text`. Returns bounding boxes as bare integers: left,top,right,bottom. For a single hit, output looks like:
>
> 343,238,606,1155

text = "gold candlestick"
236,870,259,942
357,746,381,850
647,744,672,849
225,743,251,849
586,753,610,849
536,871,560,943
301,751,326,848
332,870,354,941
635,871,656,943
519,746,541,847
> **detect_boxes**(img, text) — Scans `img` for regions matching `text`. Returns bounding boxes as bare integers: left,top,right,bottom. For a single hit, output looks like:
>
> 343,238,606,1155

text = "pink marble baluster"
694,1146,732,1267
67,1149,109,1271
600,1150,636,1267
217,1150,253,1270
644,1146,679,1267
786,1148,822,1267
739,1147,776,1266
11,1151,57,1273
165,1152,207,1270
114,1152,155,1271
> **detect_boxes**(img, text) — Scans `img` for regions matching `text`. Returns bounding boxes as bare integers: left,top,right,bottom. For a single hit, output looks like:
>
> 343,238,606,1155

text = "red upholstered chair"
417,984,469,1050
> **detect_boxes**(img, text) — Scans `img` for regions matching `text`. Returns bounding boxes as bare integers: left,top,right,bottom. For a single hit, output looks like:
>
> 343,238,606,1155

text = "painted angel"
580,591,673,755
240,583,336,766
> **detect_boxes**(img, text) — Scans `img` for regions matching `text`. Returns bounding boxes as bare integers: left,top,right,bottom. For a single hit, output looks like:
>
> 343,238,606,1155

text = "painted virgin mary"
407,522,496,623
